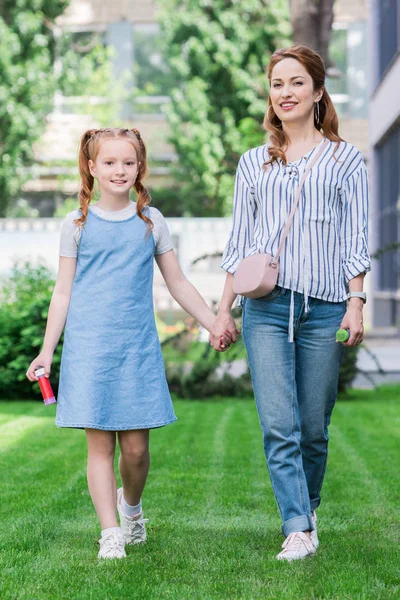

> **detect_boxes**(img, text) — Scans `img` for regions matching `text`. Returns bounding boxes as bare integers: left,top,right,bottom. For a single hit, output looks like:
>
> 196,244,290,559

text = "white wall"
0,217,232,312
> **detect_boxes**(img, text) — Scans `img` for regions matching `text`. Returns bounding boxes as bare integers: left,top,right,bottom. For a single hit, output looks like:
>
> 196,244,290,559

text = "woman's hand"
339,299,364,346
209,312,240,353
26,351,53,382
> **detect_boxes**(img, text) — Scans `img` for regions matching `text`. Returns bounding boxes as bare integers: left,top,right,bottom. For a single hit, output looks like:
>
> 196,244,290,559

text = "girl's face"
88,139,139,196
269,58,323,125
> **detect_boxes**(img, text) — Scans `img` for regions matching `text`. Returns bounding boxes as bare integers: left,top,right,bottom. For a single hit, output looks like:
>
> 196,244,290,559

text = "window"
132,24,174,113
325,21,368,119
376,124,400,293
326,26,348,116
378,0,399,77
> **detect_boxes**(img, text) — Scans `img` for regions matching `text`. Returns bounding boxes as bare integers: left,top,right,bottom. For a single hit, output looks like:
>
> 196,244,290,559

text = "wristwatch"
347,291,367,304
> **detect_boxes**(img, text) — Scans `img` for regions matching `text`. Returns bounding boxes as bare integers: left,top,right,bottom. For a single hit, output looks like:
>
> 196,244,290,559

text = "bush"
0,262,61,399
162,309,361,398
164,333,253,398
338,346,359,395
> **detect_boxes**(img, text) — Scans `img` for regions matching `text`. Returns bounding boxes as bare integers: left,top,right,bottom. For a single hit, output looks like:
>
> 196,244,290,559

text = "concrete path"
354,336,400,389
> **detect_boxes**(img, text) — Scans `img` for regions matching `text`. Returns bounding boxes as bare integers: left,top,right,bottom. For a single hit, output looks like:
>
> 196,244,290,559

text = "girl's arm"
26,257,77,381
155,250,233,348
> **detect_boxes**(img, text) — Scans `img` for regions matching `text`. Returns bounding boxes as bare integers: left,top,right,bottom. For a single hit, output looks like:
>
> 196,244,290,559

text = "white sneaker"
98,530,126,559
311,511,319,549
117,487,148,545
276,531,316,562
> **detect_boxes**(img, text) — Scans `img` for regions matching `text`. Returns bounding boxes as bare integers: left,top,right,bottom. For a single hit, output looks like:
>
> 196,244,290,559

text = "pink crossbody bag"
233,139,329,299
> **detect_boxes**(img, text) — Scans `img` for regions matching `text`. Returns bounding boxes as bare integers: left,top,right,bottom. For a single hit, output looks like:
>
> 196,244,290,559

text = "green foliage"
338,345,359,394
148,186,186,217
57,37,130,126
0,0,69,216
53,197,80,218
156,0,291,216
0,262,60,399
6,198,39,218
163,325,253,398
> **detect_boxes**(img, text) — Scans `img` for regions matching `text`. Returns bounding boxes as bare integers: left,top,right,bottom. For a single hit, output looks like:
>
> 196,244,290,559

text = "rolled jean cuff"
310,496,321,512
282,515,314,537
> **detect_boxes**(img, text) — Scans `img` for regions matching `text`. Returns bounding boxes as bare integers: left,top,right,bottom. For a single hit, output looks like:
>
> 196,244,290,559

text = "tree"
156,0,290,217
0,1,69,217
289,0,335,69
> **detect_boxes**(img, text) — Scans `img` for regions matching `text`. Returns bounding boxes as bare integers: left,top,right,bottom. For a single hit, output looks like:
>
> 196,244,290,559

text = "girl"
211,46,370,561
27,127,230,560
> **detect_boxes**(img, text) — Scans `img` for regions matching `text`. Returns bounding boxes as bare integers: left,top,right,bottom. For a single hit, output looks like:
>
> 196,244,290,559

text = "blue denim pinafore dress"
56,208,177,430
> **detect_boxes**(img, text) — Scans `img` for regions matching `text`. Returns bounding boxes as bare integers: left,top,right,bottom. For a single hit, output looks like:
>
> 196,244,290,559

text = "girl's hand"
209,313,240,352
340,300,364,346
26,352,53,382
213,331,233,352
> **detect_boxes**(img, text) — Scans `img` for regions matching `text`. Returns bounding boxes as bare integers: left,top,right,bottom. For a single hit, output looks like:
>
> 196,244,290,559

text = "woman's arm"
340,273,365,346
339,161,370,347
26,257,77,380
155,250,232,349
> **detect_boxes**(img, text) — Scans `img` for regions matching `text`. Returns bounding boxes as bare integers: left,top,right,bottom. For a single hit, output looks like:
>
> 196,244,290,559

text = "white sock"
101,526,122,538
121,494,142,518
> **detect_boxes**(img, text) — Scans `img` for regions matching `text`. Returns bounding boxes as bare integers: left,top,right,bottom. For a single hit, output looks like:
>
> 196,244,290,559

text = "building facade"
369,0,400,333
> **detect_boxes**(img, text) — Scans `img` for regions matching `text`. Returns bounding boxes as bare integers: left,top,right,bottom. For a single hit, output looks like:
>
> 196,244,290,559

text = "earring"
315,101,320,125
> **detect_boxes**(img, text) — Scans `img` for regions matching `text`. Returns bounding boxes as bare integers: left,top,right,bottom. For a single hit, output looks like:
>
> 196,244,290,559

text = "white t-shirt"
59,201,174,258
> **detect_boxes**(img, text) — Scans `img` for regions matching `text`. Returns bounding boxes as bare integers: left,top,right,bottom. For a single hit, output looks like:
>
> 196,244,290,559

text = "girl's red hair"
75,127,152,228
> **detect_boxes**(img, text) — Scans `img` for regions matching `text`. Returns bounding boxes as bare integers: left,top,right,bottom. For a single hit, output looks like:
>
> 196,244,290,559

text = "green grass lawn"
1,387,399,600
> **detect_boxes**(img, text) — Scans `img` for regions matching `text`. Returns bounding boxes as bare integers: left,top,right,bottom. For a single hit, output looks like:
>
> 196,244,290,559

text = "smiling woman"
265,46,342,165
212,44,371,562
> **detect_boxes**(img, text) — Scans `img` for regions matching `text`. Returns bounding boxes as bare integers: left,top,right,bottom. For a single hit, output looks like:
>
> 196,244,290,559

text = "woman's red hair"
75,127,152,228
263,45,343,166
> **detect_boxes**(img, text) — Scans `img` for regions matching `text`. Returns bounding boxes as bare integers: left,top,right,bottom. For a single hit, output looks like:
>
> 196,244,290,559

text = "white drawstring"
287,165,298,343
300,218,310,315
298,162,310,316
289,289,295,342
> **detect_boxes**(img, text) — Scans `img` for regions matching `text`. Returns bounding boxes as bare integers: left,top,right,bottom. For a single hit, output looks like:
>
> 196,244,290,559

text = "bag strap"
271,138,330,266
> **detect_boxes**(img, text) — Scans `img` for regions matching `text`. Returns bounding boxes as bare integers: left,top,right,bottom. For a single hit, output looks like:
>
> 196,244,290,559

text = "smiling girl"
26,127,230,560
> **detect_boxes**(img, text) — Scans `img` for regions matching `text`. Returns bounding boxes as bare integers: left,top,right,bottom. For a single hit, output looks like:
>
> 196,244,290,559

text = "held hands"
26,351,53,382
339,299,364,346
209,312,240,352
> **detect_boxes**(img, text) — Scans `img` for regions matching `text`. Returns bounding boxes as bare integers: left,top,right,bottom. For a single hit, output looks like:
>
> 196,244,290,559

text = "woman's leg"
243,290,313,538
85,428,118,530
295,298,346,512
117,429,150,506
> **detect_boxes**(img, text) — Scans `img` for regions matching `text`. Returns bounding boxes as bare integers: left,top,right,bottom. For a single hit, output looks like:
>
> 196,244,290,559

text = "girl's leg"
117,429,150,506
85,428,118,530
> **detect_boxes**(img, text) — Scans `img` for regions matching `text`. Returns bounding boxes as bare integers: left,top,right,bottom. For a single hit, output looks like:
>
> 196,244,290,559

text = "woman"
210,45,370,561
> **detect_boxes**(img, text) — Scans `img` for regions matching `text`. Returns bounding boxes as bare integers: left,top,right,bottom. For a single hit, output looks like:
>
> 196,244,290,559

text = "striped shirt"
221,138,371,304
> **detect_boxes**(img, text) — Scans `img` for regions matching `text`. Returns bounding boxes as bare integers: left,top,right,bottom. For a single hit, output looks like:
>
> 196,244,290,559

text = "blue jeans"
242,286,346,536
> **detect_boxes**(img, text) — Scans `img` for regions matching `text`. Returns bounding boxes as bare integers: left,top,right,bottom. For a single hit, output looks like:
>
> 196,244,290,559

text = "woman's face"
269,57,323,125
